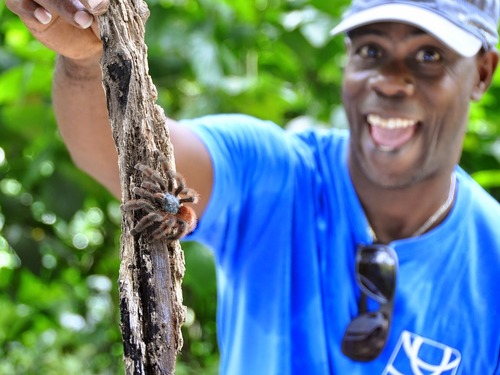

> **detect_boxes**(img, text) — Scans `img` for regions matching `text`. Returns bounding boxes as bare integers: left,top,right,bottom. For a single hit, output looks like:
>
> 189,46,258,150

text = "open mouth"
367,114,419,152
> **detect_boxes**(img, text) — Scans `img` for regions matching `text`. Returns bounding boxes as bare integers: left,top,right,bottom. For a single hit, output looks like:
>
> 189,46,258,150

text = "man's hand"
5,0,109,61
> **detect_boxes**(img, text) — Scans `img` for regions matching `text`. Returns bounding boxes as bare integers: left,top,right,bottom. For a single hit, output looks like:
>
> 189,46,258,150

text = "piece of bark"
97,0,185,373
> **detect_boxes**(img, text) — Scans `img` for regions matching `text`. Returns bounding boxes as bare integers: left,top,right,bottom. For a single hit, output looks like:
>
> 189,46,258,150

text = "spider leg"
121,198,156,212
131,212,165,235
158,155,171,176
134,163,155,179
152,193,168,208
151,217,176,239
132,187,156,201
173,173,187,197
155,154,174,193
135,163,168,191
153,155,187,197
162,169,176,194
158,154,169,173
179,196,197,204
141,181,162,194
167,219,188,241
132,186,165,208
178,188,199,204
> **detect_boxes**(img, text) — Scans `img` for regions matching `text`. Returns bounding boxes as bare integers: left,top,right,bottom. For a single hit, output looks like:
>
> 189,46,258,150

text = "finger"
7,0,92,30
6,0,103,60
37,0,109,18
80,0,109,16
33,6,53,25
6,0,48,26
34,0,94,29
90,19,100,39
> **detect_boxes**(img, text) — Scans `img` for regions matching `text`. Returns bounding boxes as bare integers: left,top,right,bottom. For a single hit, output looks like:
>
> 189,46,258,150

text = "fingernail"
34,7,52,25
87,0,104,11
74,10,93,29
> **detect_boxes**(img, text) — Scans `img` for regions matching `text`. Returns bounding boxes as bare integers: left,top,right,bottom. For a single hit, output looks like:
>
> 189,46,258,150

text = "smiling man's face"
343,22,486,188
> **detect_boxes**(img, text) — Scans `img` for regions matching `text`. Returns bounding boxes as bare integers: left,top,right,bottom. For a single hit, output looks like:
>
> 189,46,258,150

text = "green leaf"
471,170,500,189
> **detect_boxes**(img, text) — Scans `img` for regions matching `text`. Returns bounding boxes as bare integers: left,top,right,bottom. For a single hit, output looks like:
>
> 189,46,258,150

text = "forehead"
347,22,432,40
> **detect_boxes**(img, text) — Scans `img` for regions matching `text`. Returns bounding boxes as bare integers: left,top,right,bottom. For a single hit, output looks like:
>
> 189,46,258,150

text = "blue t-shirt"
183,114,500,375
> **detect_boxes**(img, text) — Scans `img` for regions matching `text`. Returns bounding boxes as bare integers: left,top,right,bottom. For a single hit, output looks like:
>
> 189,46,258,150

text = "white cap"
330,1,498,57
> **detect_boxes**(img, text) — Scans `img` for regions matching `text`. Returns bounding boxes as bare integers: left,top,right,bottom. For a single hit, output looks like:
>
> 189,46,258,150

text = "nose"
369,63,415,98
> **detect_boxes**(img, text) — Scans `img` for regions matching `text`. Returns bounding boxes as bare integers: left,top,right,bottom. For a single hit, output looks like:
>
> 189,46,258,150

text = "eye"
357,44,382,59
415,49,442,63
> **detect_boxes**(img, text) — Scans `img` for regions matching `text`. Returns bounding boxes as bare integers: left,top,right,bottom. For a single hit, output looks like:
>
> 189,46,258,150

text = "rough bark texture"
98,1,185,373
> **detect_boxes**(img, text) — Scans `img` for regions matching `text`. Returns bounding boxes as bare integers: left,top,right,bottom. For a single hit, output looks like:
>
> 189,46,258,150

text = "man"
6,0,500,373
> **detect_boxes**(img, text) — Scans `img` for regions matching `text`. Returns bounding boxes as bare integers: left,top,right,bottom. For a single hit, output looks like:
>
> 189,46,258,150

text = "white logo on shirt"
383,330,461,375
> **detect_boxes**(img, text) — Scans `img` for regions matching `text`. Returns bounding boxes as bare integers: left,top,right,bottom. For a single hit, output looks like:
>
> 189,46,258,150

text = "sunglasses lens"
357,245,397,303
342,311,390,361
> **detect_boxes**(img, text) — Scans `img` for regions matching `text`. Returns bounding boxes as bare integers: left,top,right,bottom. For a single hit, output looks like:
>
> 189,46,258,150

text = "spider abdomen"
177,206,197,234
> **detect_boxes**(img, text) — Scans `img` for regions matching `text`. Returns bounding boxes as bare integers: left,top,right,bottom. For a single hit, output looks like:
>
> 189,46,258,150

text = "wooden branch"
97,1,185,373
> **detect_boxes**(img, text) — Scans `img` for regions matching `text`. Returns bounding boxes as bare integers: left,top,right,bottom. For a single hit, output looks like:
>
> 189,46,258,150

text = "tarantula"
121,157,198,241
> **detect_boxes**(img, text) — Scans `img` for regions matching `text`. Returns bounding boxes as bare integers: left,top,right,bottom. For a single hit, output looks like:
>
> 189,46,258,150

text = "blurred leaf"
471,170,500,189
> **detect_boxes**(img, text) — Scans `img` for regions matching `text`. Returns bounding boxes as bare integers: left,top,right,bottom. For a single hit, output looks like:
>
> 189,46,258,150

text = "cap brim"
330,3,482,57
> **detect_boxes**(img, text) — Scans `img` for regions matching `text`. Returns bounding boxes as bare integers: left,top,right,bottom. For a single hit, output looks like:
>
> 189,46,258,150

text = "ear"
471,49,499,101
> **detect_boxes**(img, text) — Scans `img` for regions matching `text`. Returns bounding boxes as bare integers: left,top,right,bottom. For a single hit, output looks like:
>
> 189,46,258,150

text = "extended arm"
6,0,213,217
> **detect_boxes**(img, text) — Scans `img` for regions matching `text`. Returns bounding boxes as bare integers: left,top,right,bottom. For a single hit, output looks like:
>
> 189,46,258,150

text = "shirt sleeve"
180,114,299,261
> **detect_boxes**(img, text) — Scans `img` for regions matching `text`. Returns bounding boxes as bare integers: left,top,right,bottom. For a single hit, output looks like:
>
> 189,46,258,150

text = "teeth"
367,114,417,129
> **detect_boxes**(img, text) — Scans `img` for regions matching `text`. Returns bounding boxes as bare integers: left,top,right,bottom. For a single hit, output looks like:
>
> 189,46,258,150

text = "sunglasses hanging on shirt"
341,244,398,361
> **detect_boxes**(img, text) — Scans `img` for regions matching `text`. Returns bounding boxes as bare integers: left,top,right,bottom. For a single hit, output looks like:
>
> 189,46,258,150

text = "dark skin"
343,22,499,243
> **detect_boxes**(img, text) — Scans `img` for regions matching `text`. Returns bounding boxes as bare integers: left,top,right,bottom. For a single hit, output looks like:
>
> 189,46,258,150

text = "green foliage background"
0,0,499,374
